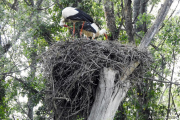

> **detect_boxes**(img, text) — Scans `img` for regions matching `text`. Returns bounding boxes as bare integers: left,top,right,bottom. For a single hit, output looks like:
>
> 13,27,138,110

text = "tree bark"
88,67,130,120
138,0,173,49
103,0,119,40
124,0,134,43
133,0,147,32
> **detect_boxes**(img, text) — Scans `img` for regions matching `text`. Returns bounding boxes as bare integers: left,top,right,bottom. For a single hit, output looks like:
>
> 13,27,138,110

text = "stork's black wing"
79,22,96,33
75,8,93,23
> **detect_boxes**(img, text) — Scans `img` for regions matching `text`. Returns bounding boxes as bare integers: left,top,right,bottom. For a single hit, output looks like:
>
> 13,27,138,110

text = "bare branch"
166,48,175,120
36,0,43,8
29,0,34,6
138,0,173,49
144,77,180,86
23,0,31,6
171,92,180,118
167,0,180,20
9,75,39,94
53,97,70,101
2,0,18,11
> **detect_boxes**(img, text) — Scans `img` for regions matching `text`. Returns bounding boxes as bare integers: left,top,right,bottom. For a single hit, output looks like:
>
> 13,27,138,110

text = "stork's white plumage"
60,7,93,37
80,22,108,40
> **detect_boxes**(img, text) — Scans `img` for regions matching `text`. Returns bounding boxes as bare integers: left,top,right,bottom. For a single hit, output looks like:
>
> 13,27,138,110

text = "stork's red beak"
64,25,72,29
104,34,108,40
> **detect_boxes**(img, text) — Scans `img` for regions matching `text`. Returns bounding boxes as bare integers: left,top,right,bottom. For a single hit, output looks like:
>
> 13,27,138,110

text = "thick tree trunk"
124,0,134,43
133,0,147,32
103,0,119,40
88,67,130,120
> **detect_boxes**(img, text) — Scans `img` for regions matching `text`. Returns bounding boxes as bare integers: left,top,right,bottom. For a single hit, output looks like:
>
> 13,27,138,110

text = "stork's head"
99,29,108,40
60,19,65,27
60,18,72,29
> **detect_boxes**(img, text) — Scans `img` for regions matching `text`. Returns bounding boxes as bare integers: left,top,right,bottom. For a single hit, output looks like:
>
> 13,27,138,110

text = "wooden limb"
88,67,130,120
2,0,18,11
36,0,43,8
103,0,119,40
138,0,173,49
120,61,140,81
166,48,175,120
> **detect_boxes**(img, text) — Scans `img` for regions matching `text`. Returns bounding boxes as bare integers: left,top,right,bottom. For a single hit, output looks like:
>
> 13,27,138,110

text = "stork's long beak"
64,25,72,29
104,34,108,40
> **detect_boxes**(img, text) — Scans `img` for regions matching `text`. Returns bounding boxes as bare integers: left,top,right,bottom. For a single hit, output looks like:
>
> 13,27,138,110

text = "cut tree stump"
88,67,130,120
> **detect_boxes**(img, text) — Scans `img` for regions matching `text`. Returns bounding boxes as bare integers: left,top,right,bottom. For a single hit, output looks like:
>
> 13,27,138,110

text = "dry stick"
171,92,179,118
144,77,180,86
14,98,30,120
166,48,175,120
159,0,180,31
167,0,180,20
158,84,169,104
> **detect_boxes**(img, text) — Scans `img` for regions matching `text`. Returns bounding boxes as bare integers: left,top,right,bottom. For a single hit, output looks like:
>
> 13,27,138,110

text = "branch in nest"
53,97,70,102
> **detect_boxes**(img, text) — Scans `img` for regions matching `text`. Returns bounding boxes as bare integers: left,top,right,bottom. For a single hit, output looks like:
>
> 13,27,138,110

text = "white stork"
80,22,108,40
60,7,93,37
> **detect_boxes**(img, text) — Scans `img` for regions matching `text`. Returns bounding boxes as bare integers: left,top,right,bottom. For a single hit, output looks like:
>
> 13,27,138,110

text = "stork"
60,7,93,37
80,22,108,40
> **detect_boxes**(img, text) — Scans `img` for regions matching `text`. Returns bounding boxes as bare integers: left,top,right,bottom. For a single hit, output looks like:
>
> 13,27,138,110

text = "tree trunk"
88,67,130,120
124,0,134,43
133,0,147,32
103,0,119,40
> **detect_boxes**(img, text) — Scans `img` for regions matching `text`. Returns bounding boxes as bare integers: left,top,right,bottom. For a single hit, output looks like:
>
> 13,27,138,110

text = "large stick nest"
41,38,153,119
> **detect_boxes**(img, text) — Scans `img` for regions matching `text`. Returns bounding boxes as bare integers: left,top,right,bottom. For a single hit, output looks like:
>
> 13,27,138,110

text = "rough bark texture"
103,0,119,40
124,0,134,43
138,0,173,49
88,67,130,120
133,0,147,32
133,0,141,22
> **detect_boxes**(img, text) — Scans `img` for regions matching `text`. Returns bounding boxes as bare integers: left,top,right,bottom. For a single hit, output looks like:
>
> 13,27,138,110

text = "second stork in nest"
80,22,108,40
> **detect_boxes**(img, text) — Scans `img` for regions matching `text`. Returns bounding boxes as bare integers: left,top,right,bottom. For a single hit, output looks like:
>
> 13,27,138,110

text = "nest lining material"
42,38,153,119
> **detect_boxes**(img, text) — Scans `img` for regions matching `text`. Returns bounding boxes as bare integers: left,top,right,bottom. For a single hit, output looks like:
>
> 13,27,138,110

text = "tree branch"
138,0,173,49
9,75,39,94
36,0,43,8
2,0,18,11
171,92,180,118
144,77,180,86
166,48,175,120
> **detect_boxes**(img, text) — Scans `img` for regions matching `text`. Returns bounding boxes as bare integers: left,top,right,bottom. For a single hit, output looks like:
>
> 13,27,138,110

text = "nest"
41,38,153,119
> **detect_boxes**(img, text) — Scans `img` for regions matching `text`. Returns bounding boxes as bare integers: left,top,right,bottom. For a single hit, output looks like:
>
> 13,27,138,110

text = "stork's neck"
98,29,106,35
